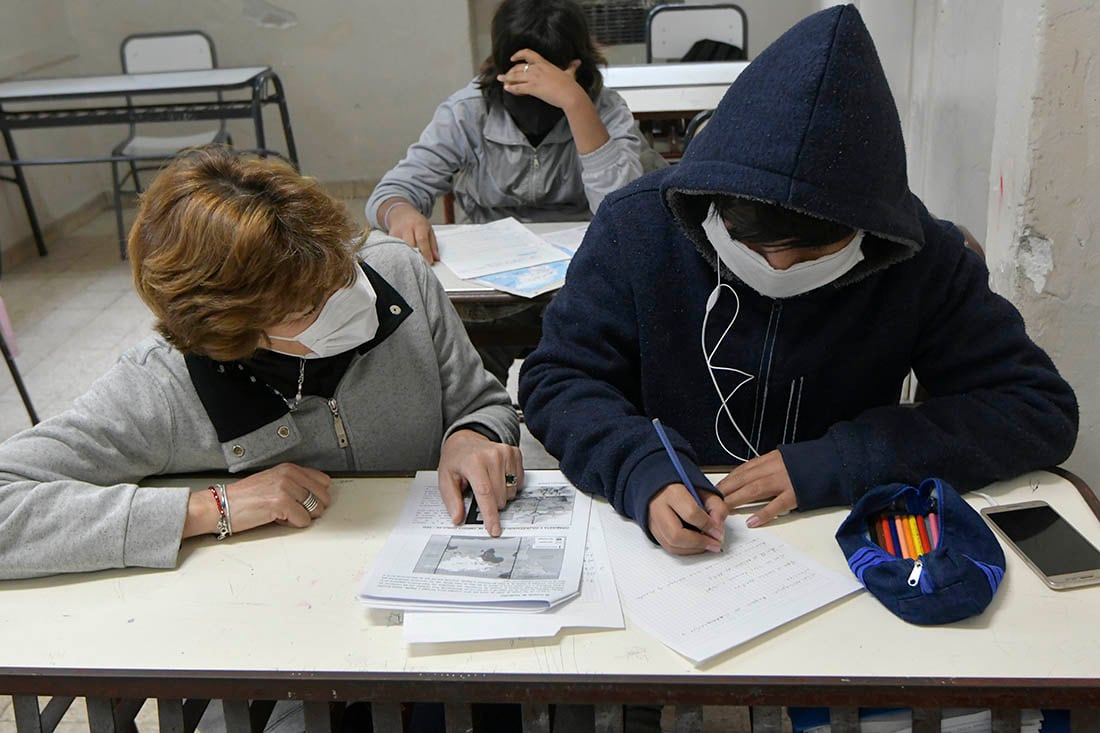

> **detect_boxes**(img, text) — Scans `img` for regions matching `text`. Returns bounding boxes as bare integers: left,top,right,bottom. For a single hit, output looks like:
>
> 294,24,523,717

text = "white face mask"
267,265,380,358
701,204,865,299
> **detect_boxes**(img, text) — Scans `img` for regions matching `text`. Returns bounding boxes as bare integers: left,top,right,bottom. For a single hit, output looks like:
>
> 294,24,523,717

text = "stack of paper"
358,471,592,613
435,218,582,297
402,509,624,644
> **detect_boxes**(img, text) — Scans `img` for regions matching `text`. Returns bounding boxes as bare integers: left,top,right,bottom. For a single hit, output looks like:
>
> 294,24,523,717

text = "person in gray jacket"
0,146,522,580
366,0,646,262
366,0,652,385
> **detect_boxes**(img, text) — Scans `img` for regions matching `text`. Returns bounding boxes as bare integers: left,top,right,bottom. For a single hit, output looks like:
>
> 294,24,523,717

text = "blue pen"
651,418,706,509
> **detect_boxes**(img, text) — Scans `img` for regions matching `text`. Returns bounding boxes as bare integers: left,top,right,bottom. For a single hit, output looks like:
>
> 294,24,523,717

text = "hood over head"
662,4,923,284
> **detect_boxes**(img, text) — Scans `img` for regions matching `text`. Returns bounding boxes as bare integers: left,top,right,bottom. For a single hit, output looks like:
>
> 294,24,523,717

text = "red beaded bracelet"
208,485,231,540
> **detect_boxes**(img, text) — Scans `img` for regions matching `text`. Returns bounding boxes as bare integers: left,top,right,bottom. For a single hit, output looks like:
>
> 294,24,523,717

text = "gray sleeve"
365,91,478,229
0,355,190,579
401,245,520,447
578,89,646,213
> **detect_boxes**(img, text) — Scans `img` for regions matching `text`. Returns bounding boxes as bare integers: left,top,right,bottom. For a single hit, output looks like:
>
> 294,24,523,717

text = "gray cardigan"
366,82,645,226
0,237,519,579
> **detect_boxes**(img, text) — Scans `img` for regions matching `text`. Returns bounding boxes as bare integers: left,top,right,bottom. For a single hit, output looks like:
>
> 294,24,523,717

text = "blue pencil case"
835,477,1006,625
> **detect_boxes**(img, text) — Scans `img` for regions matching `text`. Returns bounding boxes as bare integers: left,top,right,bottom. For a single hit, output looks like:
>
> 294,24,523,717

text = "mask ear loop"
701,266,761,463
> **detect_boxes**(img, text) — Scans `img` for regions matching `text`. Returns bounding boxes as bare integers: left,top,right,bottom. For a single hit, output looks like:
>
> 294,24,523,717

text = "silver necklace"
272,357,306,411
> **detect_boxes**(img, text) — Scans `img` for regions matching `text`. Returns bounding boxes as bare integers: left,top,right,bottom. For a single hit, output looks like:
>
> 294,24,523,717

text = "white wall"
60,0,476,181
0,0,477,263
986,0,1100,488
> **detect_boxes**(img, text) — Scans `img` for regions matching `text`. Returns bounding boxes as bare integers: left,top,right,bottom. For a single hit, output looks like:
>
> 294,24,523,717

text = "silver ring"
523,63,529,73
301,492,319,513
504,473,518,489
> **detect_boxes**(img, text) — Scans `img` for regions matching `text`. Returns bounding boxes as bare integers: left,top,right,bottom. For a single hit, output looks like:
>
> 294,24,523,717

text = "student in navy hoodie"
518,4,1078,555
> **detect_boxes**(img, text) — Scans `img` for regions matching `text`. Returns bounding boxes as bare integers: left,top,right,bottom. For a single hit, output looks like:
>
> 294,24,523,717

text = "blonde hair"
129,146,358,361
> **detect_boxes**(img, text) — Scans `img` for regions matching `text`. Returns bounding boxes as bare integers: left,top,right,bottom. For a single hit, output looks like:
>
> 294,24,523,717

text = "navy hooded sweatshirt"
518,5,1078,533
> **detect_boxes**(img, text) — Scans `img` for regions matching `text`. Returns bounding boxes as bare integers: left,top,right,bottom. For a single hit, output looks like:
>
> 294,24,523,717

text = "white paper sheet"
359,471,591,612
538,224,589,256
597,503,862,664
402,509,623,643
436,218,569,280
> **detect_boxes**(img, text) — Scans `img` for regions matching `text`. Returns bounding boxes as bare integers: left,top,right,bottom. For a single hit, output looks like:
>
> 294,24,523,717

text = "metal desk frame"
0,66,298,274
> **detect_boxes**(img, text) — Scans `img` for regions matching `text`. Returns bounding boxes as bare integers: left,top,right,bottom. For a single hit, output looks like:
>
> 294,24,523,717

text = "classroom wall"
984,0,1100,488
60,0,476,181
0,1,109,268
0,0,478,264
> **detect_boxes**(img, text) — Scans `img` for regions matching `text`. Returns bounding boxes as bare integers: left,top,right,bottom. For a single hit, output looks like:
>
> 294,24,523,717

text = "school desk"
0,66,298,273
430,221,579,349
603,61,748,120
1,468,1097,733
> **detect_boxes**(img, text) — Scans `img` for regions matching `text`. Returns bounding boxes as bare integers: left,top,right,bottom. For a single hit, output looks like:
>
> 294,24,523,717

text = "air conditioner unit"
580,0,683,46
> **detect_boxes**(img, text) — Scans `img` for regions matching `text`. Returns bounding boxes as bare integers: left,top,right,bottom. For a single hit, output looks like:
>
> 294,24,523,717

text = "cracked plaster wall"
987,0,1099,485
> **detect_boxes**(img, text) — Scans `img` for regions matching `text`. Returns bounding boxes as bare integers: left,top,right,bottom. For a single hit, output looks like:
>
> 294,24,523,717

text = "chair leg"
129,160,142,193
111,161,127,259
0,332,38,425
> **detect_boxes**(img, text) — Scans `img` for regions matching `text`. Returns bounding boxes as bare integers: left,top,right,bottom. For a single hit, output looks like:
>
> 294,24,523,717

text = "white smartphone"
981,500,1100,590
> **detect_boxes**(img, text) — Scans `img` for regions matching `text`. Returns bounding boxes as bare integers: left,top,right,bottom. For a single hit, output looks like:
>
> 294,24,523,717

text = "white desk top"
1,470,1097,681
605,61,746,114
604,61,748,89
0,66,270,102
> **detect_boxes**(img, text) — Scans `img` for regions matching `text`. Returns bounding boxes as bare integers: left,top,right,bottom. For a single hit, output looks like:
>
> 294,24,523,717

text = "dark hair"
476,0,606,104
713,196,855,249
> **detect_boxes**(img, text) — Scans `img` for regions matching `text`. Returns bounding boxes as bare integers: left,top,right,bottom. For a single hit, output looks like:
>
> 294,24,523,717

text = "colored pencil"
879,515,896,555
907,514,925,556
916,513,932,555
894,515,912,559
928,511,941,548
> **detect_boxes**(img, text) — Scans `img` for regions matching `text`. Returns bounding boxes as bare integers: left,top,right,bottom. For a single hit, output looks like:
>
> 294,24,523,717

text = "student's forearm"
562,93,610,155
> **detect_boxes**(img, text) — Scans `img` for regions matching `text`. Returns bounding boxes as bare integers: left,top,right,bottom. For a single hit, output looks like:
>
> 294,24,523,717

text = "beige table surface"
1,469,1097,684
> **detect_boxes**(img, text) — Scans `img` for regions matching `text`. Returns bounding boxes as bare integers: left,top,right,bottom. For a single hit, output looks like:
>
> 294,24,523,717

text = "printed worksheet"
359,471,591,612
435,218,569,280
402,509,623,643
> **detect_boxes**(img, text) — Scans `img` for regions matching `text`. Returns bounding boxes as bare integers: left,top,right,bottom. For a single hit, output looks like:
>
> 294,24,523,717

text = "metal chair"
682,108,714,150
110,30,232,256
0,296,38,425
645,3,748,63
641,4,745,161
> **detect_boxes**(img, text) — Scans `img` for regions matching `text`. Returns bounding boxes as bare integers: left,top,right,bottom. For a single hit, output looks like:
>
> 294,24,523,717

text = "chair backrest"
645,4,748,63
121,30,217,74
683,108,714,149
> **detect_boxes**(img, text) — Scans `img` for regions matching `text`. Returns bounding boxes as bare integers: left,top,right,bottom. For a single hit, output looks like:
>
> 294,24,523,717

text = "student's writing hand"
647,483,727,555
716,450,798,528
499,49,587,111
436,429,524,539
182,462,332,538
383,199,439,264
